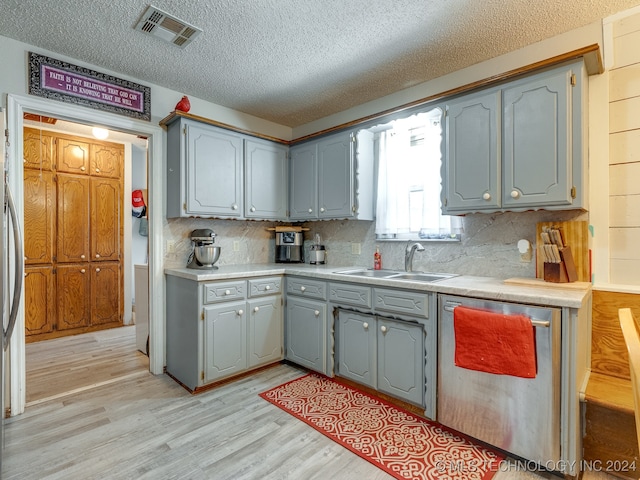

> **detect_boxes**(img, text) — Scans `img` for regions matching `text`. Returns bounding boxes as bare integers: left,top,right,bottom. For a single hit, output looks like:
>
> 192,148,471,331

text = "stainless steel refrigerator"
1,106,24,475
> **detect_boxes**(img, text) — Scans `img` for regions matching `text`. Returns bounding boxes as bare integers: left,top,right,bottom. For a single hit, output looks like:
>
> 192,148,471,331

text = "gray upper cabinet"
442,60,585,215
289,130,374,221
166,117,243,218
166,116,289,220
244,138,288,220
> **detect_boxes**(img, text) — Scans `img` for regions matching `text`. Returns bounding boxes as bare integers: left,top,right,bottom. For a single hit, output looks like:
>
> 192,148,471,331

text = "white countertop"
165,263,591,309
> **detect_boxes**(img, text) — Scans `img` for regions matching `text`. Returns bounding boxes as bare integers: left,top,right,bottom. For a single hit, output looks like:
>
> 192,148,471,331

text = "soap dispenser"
374,245,382,270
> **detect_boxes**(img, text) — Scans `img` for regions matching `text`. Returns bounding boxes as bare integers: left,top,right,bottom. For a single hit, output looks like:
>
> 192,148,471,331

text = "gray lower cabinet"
284,277,330,375
333,282,432,412
166,275,283,391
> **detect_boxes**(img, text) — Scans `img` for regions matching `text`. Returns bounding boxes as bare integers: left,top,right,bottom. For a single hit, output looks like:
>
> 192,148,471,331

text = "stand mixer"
186,229,221,269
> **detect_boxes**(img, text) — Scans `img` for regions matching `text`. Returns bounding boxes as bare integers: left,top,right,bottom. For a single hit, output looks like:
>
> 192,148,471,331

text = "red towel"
453,306,537,378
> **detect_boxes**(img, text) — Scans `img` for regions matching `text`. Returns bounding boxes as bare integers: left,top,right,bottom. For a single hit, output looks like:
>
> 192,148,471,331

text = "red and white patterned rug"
260,373,504,480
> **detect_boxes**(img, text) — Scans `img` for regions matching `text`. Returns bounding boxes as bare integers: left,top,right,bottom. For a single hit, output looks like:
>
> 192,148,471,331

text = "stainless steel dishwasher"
437,294,561,464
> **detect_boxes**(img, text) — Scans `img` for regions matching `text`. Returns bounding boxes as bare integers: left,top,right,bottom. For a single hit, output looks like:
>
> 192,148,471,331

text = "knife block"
543,246,579,283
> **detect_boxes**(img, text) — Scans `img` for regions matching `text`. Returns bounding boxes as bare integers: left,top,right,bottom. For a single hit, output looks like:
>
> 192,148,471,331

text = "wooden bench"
582,290,638,479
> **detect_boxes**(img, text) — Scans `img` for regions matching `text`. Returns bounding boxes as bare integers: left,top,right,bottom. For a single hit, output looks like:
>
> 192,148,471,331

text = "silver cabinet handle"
300,286,306,292
363,322,369,330
443,301,462,312
380,325,387,333
308,208,313,213
314,310,320,316
250,206,256,212
225,289,231,295
483,192,491,201
231,204,238,210
254,307,259,313
320,207,325,212
238,309,244,316
511,190,520,199
265,285,271,291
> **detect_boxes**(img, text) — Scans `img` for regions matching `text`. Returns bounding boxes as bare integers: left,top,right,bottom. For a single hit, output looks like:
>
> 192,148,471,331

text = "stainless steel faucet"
405,242,425,272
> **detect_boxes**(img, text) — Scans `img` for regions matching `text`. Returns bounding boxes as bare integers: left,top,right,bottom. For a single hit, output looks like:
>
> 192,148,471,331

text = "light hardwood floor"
4,329,622,480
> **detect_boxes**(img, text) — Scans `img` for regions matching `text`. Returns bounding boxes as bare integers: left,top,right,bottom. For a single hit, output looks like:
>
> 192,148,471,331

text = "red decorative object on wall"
175,95,191,113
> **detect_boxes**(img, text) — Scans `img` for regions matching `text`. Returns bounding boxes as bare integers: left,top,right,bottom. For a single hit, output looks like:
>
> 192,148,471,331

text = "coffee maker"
275,231,304,263
187,229,221,269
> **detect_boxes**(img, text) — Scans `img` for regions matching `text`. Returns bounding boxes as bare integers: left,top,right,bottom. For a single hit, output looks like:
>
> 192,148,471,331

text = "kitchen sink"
334,269,457,283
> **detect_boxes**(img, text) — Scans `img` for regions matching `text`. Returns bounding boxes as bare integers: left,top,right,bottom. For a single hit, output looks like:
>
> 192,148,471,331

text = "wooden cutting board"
536,220,590,282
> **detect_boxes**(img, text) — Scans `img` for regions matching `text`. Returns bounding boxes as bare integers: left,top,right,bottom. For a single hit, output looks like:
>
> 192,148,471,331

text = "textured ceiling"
1,0,638,127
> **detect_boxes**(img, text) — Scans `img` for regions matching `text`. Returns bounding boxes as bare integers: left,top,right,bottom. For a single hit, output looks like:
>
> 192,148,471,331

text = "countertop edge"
164,264,590,309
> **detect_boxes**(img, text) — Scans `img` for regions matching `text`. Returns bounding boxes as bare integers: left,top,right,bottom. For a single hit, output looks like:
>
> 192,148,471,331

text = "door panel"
57,264,90,330
23,169,55,265
91,177,121,262
90,142,123,178
57,174,90,263
24,267,55,336
23,127,54,170
91,262,121,325
56,136,90,174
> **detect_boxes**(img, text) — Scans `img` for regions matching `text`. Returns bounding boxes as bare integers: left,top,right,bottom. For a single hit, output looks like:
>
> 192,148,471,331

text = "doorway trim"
6,94,165,416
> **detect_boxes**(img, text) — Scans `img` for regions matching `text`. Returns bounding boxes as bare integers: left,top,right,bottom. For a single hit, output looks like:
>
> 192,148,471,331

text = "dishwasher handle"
443,301,550,328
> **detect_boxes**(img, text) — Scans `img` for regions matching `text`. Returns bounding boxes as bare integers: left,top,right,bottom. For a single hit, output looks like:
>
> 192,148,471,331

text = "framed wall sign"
28,52,151,121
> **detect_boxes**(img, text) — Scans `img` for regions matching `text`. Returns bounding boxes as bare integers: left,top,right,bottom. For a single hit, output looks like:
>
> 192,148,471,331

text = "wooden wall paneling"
22,127,54,170
610,96,640,133
610,195,640,227
613,29,640,69
610,259,640,285
613,11,640,38
610,163,640,195
591,290,640,379
23,169,54,265
24,266,55,336
610,130,640,165
56,264,91,331
56,174,90,263
609,63,640,102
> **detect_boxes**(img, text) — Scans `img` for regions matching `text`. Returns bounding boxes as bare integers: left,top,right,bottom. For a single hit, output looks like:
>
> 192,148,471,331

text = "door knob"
308,208,313,213
95,268,101,272
314,310,320,316
265,285,271,290
511,190,520,199
254,307,259,313
380,325,387,333
225,289,231,295
363,322,369,329
238,309,244,315
482,192,491,201
80,269,86,273
300,286,306,292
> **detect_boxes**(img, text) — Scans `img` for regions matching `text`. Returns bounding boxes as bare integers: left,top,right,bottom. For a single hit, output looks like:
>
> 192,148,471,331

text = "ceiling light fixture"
92,127,109,140
134,5,202,48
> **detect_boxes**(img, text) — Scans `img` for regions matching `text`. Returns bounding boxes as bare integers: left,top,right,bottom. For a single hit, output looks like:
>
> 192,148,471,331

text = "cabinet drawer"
286,277,327,300
203,280,246,304
329,282,371,308
373,288,429,318
248,276,282,297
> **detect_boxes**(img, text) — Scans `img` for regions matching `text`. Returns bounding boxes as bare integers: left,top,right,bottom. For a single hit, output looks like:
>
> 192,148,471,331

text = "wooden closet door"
24,266,55,336
23,169,55,265
57,264,90,330
90,143,123,178
57,136,90,174
57,174,90,263
23,128,54,170
91,262,121,325
90,177,121,262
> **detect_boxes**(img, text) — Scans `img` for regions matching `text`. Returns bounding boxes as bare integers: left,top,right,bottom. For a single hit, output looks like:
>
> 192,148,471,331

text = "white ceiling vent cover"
134,5,202,48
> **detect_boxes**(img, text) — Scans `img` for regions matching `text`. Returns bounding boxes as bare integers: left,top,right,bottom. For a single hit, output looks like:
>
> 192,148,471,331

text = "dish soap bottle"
374,246,382,270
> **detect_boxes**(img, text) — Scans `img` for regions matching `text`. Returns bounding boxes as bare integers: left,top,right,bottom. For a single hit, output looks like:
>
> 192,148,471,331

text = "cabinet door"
57,264,91,330
444,90,500,212
248,296,283,368
285,296,326,373
244,139,288,220
23,127,54,170
502,68,572,208
24,266,55,336
57,136,90,174
289,142,318,220
57,174,90,263
90,142,123,178
23,169,55,265
186,122,243,217
317,132,354,219
336,310,376,388
91,262,121,325
90,177,121,262
204,300,247,382
377,317,424,406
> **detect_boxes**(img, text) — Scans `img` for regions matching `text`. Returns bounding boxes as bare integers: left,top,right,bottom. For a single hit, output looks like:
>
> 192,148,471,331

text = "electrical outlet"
233,241,240,252
351,242,361,255
166,241,175,253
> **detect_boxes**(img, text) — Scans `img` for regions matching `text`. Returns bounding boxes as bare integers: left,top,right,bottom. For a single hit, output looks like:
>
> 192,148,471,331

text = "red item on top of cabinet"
175,95,191,113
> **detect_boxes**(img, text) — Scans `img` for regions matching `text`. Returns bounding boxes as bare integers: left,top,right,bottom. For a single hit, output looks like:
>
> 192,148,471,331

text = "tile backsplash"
164,209,587,280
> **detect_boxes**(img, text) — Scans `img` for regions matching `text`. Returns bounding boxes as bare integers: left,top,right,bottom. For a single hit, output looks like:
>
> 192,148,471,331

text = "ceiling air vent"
134,5,202,48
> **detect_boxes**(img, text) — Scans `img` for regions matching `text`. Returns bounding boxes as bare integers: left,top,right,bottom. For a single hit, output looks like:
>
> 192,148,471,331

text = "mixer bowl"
194,245,221,266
